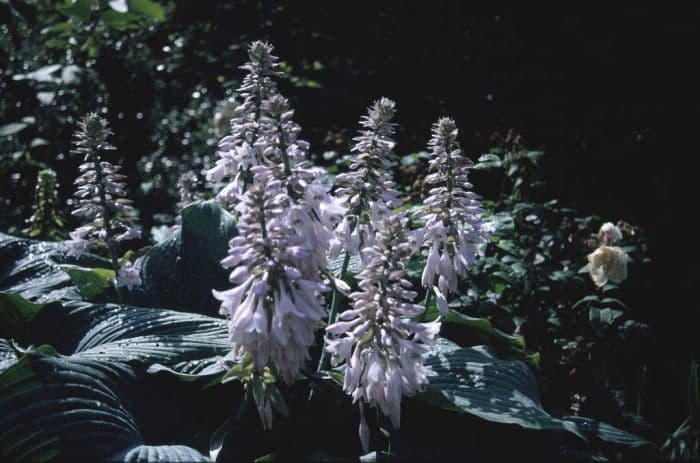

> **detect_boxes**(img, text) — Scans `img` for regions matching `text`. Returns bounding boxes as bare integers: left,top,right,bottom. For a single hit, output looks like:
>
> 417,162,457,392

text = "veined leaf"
0,351,209,462
416,338,583,438
0,233,108,303
132,200,237,316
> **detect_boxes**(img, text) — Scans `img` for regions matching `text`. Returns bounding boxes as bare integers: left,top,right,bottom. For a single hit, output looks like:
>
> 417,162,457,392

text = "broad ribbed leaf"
0,233,108,303
131,200,237,316
0,338,18,374
563,416,652,448
421,305,534,364
12,301,231,372
0,291,46,338
59,264,115,300
418,338,584,438
328,251,361,279
0,351,209,462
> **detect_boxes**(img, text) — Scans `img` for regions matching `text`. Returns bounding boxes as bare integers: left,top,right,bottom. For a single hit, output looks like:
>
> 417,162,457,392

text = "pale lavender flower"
116,262,142,290
325,213,439,451
206,41,282,200
415,118,490,315
332,98,402,259
213,167,327,384
66,113,139,255
65,226,92,258
255,94,345,277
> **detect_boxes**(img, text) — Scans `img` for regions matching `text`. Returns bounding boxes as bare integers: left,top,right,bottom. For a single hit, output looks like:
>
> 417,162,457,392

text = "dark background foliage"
2,0,699,451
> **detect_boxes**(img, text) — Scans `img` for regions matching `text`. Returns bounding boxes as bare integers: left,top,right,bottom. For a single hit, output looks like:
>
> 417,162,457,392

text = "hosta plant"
0,41,657,462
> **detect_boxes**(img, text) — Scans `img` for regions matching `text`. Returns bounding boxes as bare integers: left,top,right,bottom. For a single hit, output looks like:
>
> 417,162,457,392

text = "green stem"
93,152,124,303
316,252,351,372
309,252,352,401
419,287,433,323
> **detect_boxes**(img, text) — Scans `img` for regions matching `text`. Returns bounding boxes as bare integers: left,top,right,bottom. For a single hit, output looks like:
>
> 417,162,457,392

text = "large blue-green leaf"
0,350,209,462
8,300,230,374
0,338,18,374
131,200,237,316
0,291,47,338
563,415,652,448
417,338,584,438
0,233,108,303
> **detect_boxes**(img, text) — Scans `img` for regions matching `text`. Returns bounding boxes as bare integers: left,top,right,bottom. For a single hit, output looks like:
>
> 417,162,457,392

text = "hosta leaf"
0,292,46,338
328,251,361,279
0,233,108,303
17,301,230,371
421,305,533,364
0,351,209,462
562,416,652,448
117,445,210,462
59,265,115,300
0,338,18,374
417,338,584,438
131,200,237,316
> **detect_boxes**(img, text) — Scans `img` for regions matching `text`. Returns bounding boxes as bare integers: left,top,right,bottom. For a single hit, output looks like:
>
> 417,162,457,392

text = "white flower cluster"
325,213,439,452
588,222,629,287
415,118,491,315
332,98,402,259
65,113,141,290
206,41,282,200
214,169,327,384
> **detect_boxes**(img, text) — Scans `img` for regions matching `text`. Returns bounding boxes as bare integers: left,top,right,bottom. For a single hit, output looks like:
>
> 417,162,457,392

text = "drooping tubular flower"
332,98,403,260
206,41,282,200
256,94,345,278
415,117,491,315
213,166,327,384
66,113,140,261
325,212,440,452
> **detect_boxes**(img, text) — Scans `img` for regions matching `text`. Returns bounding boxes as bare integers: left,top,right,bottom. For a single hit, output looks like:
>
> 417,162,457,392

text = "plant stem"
93,151,124,303
309,251,351,401
419,273,437,322
316,252,350,373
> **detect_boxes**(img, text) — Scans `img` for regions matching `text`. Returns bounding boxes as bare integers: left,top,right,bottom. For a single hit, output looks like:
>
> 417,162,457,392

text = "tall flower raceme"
206,41,282,201
213,166,327,393
325,212,440,453
332,98,403,262
256,94,345,278
415,117,492,315
65,113,141,296
23,168,64,240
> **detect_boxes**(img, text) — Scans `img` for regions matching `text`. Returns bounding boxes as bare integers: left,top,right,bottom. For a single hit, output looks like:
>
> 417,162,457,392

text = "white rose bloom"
587,245,629,287
599,222,623,244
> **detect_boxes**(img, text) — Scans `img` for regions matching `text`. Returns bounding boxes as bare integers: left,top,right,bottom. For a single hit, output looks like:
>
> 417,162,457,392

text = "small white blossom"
116,262,142,290
415,118,490,314
325,213,439,451
588,245,629,287
599,222,623,244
